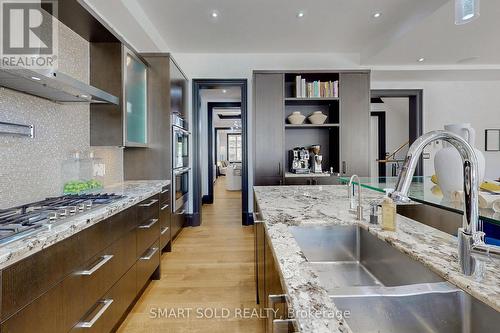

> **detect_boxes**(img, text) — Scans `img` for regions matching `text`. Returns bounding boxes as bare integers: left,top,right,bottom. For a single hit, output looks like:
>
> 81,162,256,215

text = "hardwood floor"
117,178,263,332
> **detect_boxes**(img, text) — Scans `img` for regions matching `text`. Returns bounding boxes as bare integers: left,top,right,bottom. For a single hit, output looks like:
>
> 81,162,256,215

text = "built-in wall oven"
173,117,189,170
172,114,190,213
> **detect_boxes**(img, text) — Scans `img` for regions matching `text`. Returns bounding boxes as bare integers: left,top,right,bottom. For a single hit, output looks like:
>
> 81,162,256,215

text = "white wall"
372,80,500,179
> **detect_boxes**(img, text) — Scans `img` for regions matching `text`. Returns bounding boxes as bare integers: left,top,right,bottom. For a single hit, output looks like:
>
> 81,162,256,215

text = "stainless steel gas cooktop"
0,193,124,245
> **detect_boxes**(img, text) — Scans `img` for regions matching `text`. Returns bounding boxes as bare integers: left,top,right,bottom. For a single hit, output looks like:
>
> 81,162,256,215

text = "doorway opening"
207,101,242,204
370,90,423,178
192,79,249,226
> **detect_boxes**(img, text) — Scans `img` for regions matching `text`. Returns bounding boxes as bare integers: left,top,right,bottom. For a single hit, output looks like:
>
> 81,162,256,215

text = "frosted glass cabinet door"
124,47,148,146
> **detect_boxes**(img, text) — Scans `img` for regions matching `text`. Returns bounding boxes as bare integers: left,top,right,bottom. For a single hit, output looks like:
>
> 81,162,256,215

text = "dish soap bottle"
382,196,396,231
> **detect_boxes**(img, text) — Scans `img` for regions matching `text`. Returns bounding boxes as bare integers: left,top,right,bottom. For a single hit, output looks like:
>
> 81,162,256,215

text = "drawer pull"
76,299,114,328
76,255,114,276
139,218,159,229
140,247,159,260
161,226,169,235
273,319,297,333
161,188,169,194
268,294,288,333
161,203,169,211
253,213,264,224
139,199,158,207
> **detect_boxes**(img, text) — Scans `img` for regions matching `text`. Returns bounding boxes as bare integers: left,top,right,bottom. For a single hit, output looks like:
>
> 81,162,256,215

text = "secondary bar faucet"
389,130,484,276
348,175,363,221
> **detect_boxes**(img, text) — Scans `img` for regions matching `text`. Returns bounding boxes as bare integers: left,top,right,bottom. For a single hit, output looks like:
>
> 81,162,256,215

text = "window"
227,133,242,162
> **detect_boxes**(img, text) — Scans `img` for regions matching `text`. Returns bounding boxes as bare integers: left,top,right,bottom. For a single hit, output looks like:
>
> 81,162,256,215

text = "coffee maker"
310,145,323,173
289,147,310,174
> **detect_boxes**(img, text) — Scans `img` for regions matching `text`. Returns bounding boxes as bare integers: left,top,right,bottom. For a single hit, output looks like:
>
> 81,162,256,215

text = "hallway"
117,178,262,332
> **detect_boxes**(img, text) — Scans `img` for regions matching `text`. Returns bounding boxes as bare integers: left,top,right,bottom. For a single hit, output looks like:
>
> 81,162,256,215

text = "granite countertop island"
0,180,169,270
254,185,500,333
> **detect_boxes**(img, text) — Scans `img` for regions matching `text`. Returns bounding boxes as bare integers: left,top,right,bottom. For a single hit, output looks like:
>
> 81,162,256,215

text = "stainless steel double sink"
290,225,500,333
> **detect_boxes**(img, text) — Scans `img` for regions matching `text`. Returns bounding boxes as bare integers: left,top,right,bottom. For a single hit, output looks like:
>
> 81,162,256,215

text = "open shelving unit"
283,72,341,174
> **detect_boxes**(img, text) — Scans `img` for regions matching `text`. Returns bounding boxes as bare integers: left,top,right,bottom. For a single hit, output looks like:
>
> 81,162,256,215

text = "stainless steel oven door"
173,125,189,169
173,167,189,211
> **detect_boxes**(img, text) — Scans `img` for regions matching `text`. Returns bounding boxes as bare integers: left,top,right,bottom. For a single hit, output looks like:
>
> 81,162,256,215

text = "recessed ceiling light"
296,11,305,18
373,12,382,18
210,10,219,19
31,76,41,81
418,57,425,62
80,94,89,99
222,89,227,94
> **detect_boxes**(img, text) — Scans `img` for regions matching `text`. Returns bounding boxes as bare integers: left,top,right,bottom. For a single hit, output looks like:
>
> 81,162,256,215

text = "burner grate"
0,193,124,245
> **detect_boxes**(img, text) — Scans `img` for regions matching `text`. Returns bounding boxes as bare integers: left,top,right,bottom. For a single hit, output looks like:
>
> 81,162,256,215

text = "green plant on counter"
63,179,103,194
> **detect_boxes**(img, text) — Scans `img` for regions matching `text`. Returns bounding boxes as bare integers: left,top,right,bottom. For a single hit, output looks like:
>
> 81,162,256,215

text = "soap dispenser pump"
382,189,397,231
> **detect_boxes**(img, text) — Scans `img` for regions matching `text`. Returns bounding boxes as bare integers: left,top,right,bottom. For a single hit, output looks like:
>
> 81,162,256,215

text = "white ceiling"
83,0,500,66
137,0,448,53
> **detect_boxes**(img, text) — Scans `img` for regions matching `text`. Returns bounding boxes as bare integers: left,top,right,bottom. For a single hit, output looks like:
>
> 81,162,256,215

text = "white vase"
434,123,485,199
287,111,305,125
308,111,327,124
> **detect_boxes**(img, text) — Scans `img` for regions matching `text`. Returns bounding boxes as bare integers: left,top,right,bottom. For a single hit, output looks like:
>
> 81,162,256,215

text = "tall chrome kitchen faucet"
389,130,484,276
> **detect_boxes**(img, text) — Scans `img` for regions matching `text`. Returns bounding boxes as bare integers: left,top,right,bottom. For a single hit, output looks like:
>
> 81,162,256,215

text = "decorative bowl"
308,111,327,124
287,111,305,125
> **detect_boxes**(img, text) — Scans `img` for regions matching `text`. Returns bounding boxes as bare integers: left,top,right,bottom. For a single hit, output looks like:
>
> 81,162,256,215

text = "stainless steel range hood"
0,67,119,104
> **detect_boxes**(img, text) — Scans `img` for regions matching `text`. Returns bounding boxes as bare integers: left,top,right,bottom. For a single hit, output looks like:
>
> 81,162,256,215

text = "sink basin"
290,225,443,291
331,283,500,333
291,225,500,332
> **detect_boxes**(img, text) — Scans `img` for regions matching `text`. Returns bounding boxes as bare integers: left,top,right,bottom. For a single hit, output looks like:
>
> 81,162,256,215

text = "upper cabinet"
90,43,149,147
123,47,148,146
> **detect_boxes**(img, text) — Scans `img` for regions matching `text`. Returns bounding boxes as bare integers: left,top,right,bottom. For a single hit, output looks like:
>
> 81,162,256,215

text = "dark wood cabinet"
159,184,172,251
70,264,137,333
340,73,371,176
137,240,161,293
254,73,285,185
0,195,163,333
254,201,290,333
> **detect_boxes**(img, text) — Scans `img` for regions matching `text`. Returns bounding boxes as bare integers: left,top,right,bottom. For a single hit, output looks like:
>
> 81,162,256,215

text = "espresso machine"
289,147,310,174
310,145,323,173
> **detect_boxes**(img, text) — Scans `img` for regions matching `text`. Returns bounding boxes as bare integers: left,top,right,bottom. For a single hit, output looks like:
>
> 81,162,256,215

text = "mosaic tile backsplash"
0,21,123,208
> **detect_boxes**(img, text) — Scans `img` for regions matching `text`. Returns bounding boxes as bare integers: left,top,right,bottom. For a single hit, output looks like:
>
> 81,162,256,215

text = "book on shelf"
295,76,339,98
295,76,301,98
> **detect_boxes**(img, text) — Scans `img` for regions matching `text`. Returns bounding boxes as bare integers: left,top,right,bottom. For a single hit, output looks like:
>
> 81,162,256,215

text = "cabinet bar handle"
76,299,114,328
76,255,114,276
161,203,169,211
268,294,288,333
161,226,169,235
139,199,158,207
140,247,159,260
161,188,169,194
138,218,158,229
273,319,297,333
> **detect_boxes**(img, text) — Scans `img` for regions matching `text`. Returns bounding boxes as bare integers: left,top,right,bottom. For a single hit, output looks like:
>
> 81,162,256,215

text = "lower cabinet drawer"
137,240,160,292
137,216,160,257
0,230,137,333
71,264,137,333
1,281,66,333
160,202,171,250
63,228,136,330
